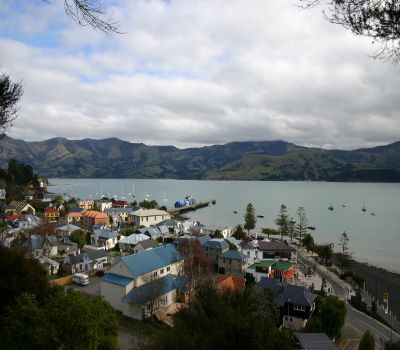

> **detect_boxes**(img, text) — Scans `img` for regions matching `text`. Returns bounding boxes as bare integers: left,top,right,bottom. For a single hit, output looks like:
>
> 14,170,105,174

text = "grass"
118,313,168,338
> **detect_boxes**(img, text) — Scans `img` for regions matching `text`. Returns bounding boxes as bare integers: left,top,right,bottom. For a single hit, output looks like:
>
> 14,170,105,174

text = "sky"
1,0,400,150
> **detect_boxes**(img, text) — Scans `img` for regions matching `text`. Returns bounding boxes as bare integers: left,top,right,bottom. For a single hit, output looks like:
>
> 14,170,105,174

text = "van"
72,273,89,286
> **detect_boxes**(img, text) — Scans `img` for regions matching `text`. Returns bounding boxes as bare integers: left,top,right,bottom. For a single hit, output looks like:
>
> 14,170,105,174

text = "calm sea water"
49,179,400,272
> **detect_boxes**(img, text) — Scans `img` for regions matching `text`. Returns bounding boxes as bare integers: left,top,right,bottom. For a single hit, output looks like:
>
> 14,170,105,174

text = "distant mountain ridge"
1,136,400,182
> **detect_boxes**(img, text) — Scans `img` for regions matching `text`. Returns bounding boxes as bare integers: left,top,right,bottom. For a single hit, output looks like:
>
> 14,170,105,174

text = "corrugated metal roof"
220,250,247,261
102,273,134,286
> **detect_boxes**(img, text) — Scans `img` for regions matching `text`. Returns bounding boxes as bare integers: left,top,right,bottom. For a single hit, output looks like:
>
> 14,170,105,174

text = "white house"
63,250,109,274
129,209,171,228
95,200,113,212
101,244,184,320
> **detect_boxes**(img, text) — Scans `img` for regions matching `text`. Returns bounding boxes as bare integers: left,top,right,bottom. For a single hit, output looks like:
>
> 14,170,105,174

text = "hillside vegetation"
1,136,399,181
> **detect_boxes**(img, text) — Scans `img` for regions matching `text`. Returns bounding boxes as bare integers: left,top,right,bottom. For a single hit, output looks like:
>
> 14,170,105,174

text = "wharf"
167,199,216,216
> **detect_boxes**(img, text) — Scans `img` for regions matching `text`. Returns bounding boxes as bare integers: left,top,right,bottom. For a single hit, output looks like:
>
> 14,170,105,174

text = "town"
1,164,398,350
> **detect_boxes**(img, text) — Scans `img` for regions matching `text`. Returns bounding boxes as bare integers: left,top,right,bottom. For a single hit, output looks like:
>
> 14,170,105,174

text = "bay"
49,179,400,273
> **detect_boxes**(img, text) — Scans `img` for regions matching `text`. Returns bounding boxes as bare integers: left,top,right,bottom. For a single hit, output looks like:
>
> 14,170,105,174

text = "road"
297,253,400,349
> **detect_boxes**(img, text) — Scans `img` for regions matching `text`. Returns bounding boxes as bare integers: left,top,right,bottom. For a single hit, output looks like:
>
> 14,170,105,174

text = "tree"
275,204,288,242
139,199,159,209
261,227,280,240
244,203,256,234
316,244,334,265
339,231,350,255
295,207,308,246
0,73,23,135
212,229,223,239
359,330,375,350
0,246,52,315
338,231,351,274
154,282,294,350
301,0,400,62
177,239,210,302
233,224,247,240
287,217,296,243
69,229,87,248
0,290,119,350
302,233,315,252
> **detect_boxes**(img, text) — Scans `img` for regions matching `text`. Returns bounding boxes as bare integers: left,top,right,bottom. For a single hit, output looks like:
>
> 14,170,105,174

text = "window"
255,250,258,256
160,269,164,274
247,251,250,256
229,260,231,265
222,259,225,263
293,304,306,311
153,271,158,277
167,266,170,272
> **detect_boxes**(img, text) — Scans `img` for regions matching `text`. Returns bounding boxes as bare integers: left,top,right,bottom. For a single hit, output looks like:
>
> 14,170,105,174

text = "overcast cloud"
1,0,400,150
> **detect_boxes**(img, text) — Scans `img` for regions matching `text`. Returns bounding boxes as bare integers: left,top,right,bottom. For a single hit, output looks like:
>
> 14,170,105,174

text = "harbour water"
49,179,400,272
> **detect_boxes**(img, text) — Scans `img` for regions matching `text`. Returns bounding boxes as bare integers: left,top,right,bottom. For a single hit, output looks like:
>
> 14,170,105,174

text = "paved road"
297,253,400,348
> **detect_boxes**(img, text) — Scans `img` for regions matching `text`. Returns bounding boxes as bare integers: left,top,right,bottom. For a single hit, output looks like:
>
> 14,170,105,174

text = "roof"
119,234,149,245
6,214,23,222
104,207,136,215
137,239,159,250
257,277,315,307
294,333,339,350
93,228,118,240
68,249,107,265
249,260,276,269
66,212,83,217
57,224,81,233
9,201,33,212
82,211,109,219
272,261,294,271
102,273,134,287
121,244,182,278
136,227,161,237
122,274,185,304
216,275,246,291
241,240,259,250
131,209,170,217
174,235,211,247
26,235,58,250
220,249,247,261
45,207,59,213
157,219,178,227
258,241,296,252
203,238,229,250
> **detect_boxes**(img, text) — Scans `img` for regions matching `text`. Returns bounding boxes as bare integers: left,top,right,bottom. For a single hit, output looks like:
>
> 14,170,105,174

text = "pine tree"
244,203,256,235
275,204,288,242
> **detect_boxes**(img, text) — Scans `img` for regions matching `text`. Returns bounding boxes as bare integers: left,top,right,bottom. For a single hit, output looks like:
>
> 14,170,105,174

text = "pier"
167,199,216,216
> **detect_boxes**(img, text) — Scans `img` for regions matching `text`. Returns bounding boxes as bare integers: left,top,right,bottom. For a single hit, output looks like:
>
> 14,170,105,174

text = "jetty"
168,199,216,216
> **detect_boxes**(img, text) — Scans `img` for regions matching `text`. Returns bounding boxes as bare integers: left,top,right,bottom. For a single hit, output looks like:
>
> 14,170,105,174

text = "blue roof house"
101,244,184,320
91,228,119,250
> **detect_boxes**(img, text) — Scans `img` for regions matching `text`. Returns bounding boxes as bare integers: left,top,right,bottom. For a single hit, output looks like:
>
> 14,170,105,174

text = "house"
23,234,58,258
4,204,17,216
190,225,233,238
38,256,60,275
202,239,229,271
57,224,81,236
258,241,297,262
79,199,95,210
44,207,60,221
218,250,249,276
157,219,182,235
91,228,119,250
129,209,171,227
174,234,211,248
63,250,109,274
216,275,246,292
66,211,83,224
57,239,79,257
10,214,41,229
95,199,113,212
112,200,129,208
257,277,316,330
134,239,159,254
82,210,110,227
9,201,36,215
119,234,150,252
104,207,136,225
246,260,298,283
101,244,184,320
0,188,5,200
135,227,163,240
240,239,263,264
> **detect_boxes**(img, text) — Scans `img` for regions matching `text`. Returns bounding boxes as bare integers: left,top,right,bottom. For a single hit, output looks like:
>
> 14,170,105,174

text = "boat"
362,199,367,212
328,205,334,211
371,212,375,216
233,211,237,214
257,215,264,218
307,226,316,230
342,204,346,207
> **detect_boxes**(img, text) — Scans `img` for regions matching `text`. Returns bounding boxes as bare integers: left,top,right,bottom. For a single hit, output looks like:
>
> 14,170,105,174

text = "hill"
1,136,400,181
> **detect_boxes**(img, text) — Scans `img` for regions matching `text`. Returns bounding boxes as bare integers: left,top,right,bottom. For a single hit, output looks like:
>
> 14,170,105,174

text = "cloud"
1,0,399,150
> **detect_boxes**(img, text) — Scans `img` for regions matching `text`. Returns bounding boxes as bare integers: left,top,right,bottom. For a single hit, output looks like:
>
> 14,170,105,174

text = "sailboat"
128,184,135,198
362,200,367,212
328,204,334,211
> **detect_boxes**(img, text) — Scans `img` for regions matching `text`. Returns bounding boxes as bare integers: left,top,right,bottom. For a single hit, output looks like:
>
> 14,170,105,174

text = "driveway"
65,275,102,296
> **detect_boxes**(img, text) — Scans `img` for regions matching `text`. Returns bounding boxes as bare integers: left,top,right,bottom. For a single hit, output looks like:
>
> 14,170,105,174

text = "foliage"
0,290,119,350
0,246,52,315
225,239,238,250
212,229,223,239
295,207,308,246
261,227,280,239
305,295,346,340
359,330,375,350
315,244,334,265
287,217,296,243
385,340,400,350
139,199,159,209
69,229,87,248
302,233,315,252
233,224,247,240
302,0,400,62
337,252,352,275
154,282,293,350
244,203,256,234
0,72,23,135
119,226,137,236
275,204,289,242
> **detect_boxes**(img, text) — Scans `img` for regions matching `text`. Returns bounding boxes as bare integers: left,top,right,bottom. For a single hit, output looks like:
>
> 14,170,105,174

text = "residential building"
202,238,229,271
57,239,79,257
246,260,298,283
134,239,159,254
101,244,184,320
0,188,5,200
258,241,297,262
44,207,60,221
79,199,95,210
66,211,83,224
23,234,58,258
57,224,81,236
118,234,150,252
129,209,171,227
9,201,36,215
240,239,263,264
82,210,110,227
63,250,109,274
257,277,316,330
113,200,129,208
38,256,60,275
95,199,113,212
10,214,41,229
104,206,136,225
218,250,249,276
91,228,119,250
